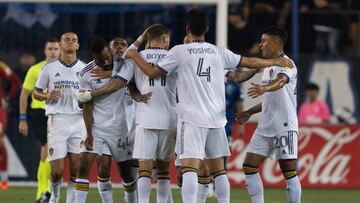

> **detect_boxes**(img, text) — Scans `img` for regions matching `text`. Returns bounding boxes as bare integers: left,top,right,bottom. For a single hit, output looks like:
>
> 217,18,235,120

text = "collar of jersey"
148,47,165,50
279,53,285,57
192,40,205,43
59,58,79,68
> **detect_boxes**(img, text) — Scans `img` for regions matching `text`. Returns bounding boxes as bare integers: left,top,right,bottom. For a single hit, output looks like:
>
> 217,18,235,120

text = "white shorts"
133,125,176,161
248,131,298,160
81,128,134,163
177,122,230,160
47,115,86,161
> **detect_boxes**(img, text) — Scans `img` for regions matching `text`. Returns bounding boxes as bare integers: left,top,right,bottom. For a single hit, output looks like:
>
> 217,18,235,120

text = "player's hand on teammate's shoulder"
235,111,252,125
248,82,267,98
132,91,153,103
46,89,62,101
276,57,294,68
124,49,138,58
90,67,112,79
85,135,93,151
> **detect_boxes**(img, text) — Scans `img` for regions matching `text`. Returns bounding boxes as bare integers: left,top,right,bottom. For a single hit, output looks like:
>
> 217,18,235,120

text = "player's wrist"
19,114,27,121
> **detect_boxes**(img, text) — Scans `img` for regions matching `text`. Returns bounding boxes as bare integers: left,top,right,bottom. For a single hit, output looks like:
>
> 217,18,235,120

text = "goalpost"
7,0,229,47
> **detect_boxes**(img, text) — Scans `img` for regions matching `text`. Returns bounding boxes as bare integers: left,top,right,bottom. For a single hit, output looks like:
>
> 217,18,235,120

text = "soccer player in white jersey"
124,9,293,203
75,36,138,203
117,24,177,203
33,32,86,203
237,27,301,203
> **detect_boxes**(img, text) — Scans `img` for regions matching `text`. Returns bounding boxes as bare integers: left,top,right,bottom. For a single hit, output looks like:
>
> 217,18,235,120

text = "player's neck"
269,49,284,59
60,53,77,65
147,41,164,49
189,33,205,42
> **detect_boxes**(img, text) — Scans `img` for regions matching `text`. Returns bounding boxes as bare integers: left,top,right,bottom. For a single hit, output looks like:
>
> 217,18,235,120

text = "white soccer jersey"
117,48,177,130
36,59,85,115
78,60,128,136
156,42,241,128
254,55,298,137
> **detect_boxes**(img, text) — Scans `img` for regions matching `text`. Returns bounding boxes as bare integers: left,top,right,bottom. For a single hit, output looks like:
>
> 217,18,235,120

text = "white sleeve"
279,66,297,83
157,48,179,75
35,66,49,90
116,60,134,83
219,47,241,69
78,74,92,91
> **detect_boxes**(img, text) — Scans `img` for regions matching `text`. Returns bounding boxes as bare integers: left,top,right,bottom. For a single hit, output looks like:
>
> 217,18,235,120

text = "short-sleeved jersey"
78,60,128,135
254,55,298,137
117,48,177,130
156,42,241,128
23,60,46,109
35,59,85,115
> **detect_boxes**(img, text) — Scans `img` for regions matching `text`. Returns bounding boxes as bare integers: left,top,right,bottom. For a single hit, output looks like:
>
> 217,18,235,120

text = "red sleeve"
0,67,21,100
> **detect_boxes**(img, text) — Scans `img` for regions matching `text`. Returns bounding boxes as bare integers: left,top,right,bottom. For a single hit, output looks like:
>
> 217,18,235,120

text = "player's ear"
205,26,209,33
186,26,190,34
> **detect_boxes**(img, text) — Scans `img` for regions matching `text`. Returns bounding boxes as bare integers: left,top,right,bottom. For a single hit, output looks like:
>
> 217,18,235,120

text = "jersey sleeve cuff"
113,75,129,83
157,65,169,75
278,73,290,83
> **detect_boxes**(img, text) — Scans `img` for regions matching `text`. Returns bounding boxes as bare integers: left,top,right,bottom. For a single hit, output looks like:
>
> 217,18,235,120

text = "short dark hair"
262,26,288,44
147,24,169,41
44,37,59,48
306,83,320,91
88,35,107,55
186,8,208,36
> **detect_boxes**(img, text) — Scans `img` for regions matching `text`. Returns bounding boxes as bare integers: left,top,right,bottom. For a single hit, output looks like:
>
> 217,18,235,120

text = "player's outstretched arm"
226,70,258,83
247,74,289,98
83,101,94,151
240,57,293,70
91,77,127,98
126,49,165,79
236,103,262,124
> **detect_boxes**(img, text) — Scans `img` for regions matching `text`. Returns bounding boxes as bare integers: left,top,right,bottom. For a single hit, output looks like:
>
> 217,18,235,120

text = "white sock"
196,183,209,203
66,179,75,203
286,176,301,203
50,179,62,203
124,180,137,203
245,173,264,203
137,176,151,203
181,171,198,203
0,171,8,182
214,174,230,203
97,180,113,203
167,186,173,203
75,178,89,203
157,179,170,203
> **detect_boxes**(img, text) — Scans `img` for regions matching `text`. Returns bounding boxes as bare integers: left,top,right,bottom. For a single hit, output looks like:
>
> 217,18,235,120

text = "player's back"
135,48,177,129
79,60,127,135
256,55,298,136
38,59,85,115
160,42,240,128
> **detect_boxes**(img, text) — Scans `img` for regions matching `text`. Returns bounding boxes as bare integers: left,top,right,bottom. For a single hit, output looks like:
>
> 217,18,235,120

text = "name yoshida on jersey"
117,48,177,130
156,42,241,128
255,54,298,137
36,59,86,115
78,60,128,135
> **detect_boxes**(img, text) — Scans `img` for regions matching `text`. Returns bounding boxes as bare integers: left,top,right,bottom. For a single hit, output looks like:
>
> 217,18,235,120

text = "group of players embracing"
34,7,301,203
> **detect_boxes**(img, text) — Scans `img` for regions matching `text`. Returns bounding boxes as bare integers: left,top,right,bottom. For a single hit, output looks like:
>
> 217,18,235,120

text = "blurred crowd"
228,0,360,56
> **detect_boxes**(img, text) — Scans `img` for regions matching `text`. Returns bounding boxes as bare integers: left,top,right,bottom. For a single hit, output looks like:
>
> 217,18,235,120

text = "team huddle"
30,8,301,203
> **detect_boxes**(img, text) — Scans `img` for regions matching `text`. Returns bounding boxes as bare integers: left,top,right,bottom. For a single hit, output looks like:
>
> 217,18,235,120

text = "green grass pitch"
0,186,359,203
